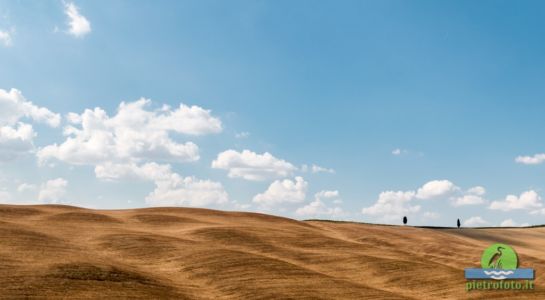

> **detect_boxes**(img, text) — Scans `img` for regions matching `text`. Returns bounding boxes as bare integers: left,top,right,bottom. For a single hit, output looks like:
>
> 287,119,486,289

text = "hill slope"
0,204,543,299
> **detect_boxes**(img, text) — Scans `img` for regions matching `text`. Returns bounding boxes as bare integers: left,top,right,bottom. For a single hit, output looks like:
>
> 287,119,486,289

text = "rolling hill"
0,204,543,299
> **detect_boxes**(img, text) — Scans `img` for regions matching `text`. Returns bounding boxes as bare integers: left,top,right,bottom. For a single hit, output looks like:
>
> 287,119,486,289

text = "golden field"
0,204,543,299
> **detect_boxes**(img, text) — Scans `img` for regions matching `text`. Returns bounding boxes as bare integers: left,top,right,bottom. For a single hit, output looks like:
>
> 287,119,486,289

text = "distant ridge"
306,218,540,229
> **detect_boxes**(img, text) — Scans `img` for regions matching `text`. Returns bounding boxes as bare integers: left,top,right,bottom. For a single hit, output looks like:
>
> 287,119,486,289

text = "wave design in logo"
465,268,534,280
484,270,514,280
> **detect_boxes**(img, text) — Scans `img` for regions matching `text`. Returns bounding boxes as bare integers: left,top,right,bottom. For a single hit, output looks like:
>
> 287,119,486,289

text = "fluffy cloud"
392,148,411,156
64,2,91,38
296,190,343,217
464,216,488,227
0,29,13,47
515,153,545,165
146,174,229,207
453,195,485,207
95,161,229,207
452,186,487,207
416,180,458,199
361,191,420,222
489,190,543,211
35,98,225,208
153,102,223,135
300,164,336,174
314,190,339,199
38,178,68,203
362,180,488,222
212,149,296,181
38,99,221,166
295,199,343,217
500,219,530,227
467,186,486,196
0,123,35,160
235,132,250,139
0,89,60,161
253,177,307,206
0,88,60,127
311,164,335,174
17,183,37,192
94,162,172,181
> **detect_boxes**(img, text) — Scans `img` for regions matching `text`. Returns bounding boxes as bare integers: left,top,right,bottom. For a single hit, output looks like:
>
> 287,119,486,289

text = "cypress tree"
403,216,407,225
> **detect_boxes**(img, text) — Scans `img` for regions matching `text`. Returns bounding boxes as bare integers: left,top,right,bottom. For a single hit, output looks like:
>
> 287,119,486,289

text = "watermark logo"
465,243,535,291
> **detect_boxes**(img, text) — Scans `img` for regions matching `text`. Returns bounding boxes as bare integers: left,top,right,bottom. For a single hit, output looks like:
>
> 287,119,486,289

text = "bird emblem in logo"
480,244,518,279
487,246,505,269
465,243,533,280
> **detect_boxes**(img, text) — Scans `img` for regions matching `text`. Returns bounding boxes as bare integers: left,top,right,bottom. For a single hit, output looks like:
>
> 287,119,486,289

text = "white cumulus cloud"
362,180,488,222
314,190,339,199
95,161,229,207
0,123,36,161
416,180,458,199
36,98,224,208
515,153,545,165
38,178,68,203
392,148,402,155
0,88,60,161
253,177,307,206
467,186,486,196
0,88,60,127
489,190,543,211
0,29,13,47
212,149,296,181
296,190,343,217
38,99,221,166
500,219,530,227
64,2,91,38
94,161,172,181
361,190,420,222
235,132,250,139
17,183,37,193
146,174,229,207
300,164,336,174
310,164,335,174
452,186,487,207
453,195,486,207
464,216,488,227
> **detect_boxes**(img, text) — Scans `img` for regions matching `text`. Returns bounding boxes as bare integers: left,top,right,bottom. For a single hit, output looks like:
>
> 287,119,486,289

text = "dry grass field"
0,204,543,299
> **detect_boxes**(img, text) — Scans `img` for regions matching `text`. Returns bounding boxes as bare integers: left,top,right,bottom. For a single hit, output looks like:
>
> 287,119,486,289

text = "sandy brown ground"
0,204,543,299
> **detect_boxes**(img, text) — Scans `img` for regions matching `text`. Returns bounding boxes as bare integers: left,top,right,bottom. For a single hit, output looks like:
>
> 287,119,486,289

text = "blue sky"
1,0,545,227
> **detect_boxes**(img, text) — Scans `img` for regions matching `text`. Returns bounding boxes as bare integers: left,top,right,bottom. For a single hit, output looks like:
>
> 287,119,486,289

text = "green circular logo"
480,243,518,269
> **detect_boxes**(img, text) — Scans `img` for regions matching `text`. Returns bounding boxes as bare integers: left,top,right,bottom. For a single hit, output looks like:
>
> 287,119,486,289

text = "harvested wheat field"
0,204,543,299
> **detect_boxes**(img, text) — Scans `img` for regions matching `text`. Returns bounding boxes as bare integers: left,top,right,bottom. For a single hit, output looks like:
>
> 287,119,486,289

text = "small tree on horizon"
457,218,461,229
403,216,407,225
